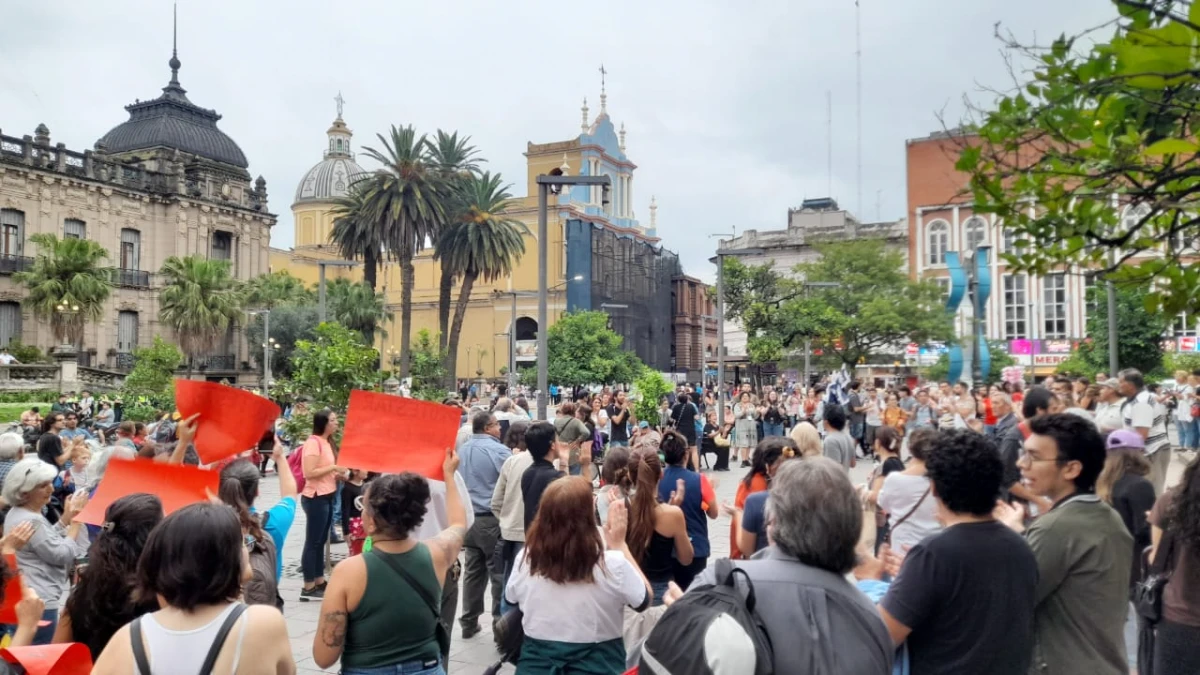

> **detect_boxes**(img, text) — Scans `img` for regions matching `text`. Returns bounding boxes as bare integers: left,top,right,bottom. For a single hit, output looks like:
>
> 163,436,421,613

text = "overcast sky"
0,1,1116,283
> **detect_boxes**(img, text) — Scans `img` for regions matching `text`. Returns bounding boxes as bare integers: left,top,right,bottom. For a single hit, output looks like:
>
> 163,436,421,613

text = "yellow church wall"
524,145,583,197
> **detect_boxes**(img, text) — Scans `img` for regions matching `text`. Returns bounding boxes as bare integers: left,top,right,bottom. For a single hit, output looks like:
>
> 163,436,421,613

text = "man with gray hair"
672,457,893,673
457,409,510,638
1118,368,1171,493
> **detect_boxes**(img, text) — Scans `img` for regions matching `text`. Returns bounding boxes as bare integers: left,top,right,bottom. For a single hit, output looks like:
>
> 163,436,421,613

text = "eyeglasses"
1017,451,1069,465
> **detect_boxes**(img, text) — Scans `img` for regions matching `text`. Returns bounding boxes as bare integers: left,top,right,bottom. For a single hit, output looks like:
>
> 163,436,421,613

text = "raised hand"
668,478,686,506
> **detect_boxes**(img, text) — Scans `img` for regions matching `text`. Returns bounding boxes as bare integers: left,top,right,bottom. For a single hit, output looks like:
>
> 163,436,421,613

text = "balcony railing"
0,255,33,275
114,352,135,372
200,354,236,371
112,268,150,288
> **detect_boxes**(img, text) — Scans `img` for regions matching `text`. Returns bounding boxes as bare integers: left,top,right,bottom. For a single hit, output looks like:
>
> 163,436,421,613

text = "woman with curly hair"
1148,454,1200,674
505,477,651,673
312,449,467,675
55,493,162,658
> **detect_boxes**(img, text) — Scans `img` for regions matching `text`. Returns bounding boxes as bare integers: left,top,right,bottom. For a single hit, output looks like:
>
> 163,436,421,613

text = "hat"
1106,429,1144,451
1100,378,1120,390
638,420,650,429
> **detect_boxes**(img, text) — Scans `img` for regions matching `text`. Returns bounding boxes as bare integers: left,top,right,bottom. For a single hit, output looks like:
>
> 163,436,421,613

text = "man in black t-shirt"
670,392,700,470
521,422,565,530
606,391,631,447
872,429,1038,675
36,413,69,468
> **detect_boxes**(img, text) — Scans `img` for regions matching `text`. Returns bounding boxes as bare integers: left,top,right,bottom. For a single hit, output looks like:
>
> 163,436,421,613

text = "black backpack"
638,559,774,675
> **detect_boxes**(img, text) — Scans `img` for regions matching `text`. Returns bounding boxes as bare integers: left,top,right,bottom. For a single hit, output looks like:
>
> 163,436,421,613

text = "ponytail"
626,452,663,562
219,475,267,545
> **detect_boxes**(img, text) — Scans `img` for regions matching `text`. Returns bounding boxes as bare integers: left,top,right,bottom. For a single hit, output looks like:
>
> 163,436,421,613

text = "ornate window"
0,210,23,257
0,302,21,347
120,228,140,270
964,216,987,251
1003,274,1028,340
926,220,949,266
64,218,86,240
1043,273,1068,339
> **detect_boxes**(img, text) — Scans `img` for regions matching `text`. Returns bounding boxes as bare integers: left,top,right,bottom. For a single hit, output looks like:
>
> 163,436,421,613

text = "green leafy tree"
358,125,452,377
121,336,183,409
14,234,113,345
326,278,390,344
288,322,380,410
1055,283,1168,376
158,256,244,375
956,0,1200,314
631,368,671,425
541,311,644,388
428,130,483,350
6,341,49,364
245,304,320,379
925,341,1016,383
439,172,528,384
409,329,448,401
244,270,313,309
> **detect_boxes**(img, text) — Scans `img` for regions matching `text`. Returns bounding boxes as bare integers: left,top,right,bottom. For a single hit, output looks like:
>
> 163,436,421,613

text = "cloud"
0,0,1116,285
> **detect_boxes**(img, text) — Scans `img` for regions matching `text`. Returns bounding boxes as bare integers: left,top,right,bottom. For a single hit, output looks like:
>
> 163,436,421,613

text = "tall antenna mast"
855,0,863,234
826,90,833,198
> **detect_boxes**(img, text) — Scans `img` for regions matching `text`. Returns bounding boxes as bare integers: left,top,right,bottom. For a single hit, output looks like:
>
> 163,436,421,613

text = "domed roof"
96,53,248,169
294,156,369,205
293,113,368,206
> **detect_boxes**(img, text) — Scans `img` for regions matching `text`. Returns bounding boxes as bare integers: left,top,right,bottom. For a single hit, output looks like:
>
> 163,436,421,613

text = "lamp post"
800,282,843,391
53,300,80,354
535,167,612,420
495,275,583,395
709,240,765,427
305,259,362,323
247,309,273,393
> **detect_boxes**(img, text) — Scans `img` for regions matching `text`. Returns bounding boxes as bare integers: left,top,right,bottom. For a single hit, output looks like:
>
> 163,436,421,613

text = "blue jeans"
301,493,334,583
331,481,344,537
649,579,671,607
762,421,785,438
341,658,444,675
1178,418,1198,449
850,420,864,441
568,464,582,476
498,541,524,615
609,440,629,448
2,608,57,646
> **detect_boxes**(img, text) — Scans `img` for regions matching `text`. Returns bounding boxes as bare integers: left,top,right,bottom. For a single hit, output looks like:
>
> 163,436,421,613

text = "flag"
826,365,851,405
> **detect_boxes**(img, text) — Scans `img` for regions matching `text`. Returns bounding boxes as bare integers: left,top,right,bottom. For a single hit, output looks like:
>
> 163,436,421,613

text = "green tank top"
342,544,442,668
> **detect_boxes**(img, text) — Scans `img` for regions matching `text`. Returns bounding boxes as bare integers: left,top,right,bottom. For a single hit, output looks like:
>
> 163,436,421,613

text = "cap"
1100,378,1120,390
1106,429,1144,451
638,420,650,429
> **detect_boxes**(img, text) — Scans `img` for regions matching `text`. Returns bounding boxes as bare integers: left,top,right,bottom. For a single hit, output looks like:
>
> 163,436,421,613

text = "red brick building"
671,275,718,375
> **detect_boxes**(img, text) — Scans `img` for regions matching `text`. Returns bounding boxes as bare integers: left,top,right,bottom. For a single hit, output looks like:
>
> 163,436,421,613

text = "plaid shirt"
0,459,16,485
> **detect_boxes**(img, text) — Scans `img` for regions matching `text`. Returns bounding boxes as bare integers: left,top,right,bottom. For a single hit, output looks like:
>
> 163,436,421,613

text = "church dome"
293,113,368,206
96,52,249,169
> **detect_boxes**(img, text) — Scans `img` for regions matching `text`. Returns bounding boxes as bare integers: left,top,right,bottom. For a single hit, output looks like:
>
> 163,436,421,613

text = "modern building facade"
273,89,679,377
0,49,274,379
716,197,908,357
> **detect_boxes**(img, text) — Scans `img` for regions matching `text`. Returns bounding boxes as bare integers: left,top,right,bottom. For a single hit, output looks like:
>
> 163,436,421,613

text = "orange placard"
1,642,92,675
76,459,219,526
175,379,281,464
0,554,23,624
337,390,460,480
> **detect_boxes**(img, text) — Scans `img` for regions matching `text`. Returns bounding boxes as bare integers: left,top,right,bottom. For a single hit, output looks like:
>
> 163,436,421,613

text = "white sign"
1033,353,1069,367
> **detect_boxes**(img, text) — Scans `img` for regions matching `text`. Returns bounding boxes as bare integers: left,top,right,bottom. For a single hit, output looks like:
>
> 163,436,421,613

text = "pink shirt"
301,434,336,498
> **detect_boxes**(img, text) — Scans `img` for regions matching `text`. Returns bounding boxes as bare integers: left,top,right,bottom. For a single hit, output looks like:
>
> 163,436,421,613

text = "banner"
337,391,461,480
77,459,219,526
175,380,280,464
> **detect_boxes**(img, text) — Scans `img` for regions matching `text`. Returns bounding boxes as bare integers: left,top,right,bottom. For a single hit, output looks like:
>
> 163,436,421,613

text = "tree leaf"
1144,138,1200,155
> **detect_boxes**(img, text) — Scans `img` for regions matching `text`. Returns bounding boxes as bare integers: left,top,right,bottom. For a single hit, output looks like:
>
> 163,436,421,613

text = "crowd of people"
0,368,1190,674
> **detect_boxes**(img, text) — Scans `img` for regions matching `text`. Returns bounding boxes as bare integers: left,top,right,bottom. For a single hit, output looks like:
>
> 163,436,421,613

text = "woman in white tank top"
92,503,295,675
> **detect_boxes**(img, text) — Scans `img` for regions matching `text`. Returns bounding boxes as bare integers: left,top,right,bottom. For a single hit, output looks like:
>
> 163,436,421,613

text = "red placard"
1,643,92,675
175,380,281,464
76,459,219,526
337,390,460,480
0,554,23,624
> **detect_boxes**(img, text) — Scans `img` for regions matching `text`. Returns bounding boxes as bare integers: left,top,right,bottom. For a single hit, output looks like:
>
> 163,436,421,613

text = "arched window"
963,216,987,251
926,220,949,266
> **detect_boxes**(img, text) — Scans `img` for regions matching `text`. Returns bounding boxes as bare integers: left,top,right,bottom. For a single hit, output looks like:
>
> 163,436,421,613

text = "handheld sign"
77,459,219,526
337,390,460,480
0,555,23,625
1,643,92,675
175,379,281,464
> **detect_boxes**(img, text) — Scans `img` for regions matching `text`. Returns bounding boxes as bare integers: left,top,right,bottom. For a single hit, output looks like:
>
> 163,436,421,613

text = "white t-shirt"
505,548,648,643
864,397,882,426
1123,391,1170,456
1177,385,1195,422
877,472,942,552
1094,399,1125,433
0,353,15,365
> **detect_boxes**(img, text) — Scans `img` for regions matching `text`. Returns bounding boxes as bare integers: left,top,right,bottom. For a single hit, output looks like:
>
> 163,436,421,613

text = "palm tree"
440,172,529,384
329,183,382,293
158,256,244,376
428,131,482,350
358,125,452,377
14,234,113,348
244,270,313,309
327,278,390,343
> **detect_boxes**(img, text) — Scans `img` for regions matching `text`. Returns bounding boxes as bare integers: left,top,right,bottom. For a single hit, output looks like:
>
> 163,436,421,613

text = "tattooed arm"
425,448,468,584
312,559,356,669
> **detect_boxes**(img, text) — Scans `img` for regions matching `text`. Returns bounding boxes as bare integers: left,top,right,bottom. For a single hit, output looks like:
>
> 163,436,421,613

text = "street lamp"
709,238,765,426
294,258,361,323
535,169,611,420
495,275,583,393
247,309,273,393
53,301,81,355
799,281,842,390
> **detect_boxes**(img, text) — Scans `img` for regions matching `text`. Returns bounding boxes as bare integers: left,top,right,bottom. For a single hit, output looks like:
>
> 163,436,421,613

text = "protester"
656,431,717,588
595,445,634,526
997,386,1057,512
732,391,759,468
2,457,88,643
36,413,68,469
821,404,856,471
1119,368,1172,494
788,420,822,458
491,419,532,616
505,477,652,672
995,413,1132,675
627,452,692,606
300,409,345,602
458,410,509,638
1147,456,1200,674
313,452,467,675
56,493,163,658
666,458,893,673
730,437,793,559
0,432,22,489
521,422,565,531
0,536,44,650
873,429,1038,674
93,503,295,675
863,426,904,551
219,458,287,608
760,390,787,438
59,413,92,443
553,402,593,481
882,394,906,434
873,430,935,553
19,406,40,430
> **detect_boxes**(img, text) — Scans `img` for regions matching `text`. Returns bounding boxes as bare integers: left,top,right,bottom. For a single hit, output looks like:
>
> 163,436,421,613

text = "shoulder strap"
130,617,151,675
198,604,248,675
887,486,932,542
371,548,440,622
1151,526,1179,577
712,558,757,613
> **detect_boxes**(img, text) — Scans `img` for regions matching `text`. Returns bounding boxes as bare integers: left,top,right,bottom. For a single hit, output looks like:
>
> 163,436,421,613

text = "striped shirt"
1123,391,1169,456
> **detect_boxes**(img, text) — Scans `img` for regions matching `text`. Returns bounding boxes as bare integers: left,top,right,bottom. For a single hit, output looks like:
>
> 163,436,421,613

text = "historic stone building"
0,49,275,380
671,274,718,377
